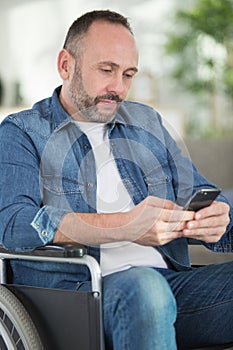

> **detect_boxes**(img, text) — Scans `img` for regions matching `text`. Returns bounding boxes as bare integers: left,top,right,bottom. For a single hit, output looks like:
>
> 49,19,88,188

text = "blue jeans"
102,262,233,350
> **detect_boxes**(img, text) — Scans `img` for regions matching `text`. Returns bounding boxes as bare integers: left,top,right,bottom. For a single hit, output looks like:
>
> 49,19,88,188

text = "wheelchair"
0,244,232,350
0,244,104,350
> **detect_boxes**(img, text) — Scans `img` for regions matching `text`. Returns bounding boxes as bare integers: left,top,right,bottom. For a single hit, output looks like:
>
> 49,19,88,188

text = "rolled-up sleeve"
31,205,68,245
0,118,68,251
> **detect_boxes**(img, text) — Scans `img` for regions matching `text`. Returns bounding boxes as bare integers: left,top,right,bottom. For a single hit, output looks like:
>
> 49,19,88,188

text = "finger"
183,227,224,243
154,231,183,246
157,208,195,222
134,228,182,246
195,202,230,220
186,215,229,231
154,220,187,233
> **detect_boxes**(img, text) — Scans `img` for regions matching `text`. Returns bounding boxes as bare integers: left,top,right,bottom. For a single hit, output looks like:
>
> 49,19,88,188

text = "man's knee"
129,267,176,320
103,266,176,323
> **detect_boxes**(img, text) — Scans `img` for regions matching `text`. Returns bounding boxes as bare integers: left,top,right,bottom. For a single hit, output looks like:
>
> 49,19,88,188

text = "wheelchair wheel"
0,285,43,350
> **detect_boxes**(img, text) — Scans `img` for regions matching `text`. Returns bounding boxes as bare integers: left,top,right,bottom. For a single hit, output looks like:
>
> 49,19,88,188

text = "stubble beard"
69,63,122,123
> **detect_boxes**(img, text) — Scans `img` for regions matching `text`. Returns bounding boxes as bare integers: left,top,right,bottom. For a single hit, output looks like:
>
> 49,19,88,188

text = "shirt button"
41,230,48,236
87,182,93,188
84,144,89,149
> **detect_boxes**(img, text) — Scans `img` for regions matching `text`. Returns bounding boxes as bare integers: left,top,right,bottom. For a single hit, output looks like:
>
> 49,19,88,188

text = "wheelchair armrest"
0,244,102,295
0,243,87,258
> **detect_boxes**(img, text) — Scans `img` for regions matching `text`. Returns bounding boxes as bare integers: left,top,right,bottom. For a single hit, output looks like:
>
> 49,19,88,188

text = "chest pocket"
42,175,85,210
144,161,173,199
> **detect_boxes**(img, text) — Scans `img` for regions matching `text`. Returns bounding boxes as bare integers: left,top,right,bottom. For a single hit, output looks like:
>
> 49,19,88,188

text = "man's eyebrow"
98,61,138,73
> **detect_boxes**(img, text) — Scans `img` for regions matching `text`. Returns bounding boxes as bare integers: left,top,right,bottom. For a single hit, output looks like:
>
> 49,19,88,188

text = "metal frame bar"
0,249,105,350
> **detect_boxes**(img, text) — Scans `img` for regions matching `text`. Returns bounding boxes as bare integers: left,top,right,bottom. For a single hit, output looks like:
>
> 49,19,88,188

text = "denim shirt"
0,87,232,289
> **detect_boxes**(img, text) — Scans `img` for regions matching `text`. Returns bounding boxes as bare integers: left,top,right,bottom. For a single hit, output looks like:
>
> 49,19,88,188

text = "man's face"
69,59,123,123
68,21,139,123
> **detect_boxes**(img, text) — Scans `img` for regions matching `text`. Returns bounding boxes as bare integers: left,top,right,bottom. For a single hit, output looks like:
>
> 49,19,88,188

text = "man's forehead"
81,21,138,61
85,20,135,42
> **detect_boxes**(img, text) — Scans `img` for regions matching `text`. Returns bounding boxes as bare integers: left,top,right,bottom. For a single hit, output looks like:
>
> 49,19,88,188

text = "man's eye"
100,69,112,74
124,73,134,79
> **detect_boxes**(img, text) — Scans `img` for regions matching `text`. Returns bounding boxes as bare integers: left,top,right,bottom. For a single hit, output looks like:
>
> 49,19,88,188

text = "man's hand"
182,201,230,243
129,196,194,246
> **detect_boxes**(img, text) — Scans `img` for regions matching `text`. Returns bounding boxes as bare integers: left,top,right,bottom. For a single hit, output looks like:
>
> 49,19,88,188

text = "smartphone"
184,188,221,212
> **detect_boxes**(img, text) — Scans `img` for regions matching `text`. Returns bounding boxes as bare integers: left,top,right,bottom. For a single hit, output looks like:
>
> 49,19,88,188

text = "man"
0,10,232,350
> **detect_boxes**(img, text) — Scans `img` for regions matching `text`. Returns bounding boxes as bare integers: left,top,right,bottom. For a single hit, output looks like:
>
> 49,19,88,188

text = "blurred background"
0,0,232,198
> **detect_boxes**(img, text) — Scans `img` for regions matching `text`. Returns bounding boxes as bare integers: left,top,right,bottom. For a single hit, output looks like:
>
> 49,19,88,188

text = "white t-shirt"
76,122,167,276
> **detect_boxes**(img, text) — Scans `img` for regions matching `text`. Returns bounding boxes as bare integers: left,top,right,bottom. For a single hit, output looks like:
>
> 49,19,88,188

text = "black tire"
0,285,44,349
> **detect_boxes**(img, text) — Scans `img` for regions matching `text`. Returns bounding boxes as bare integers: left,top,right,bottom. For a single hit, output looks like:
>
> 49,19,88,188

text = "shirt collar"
51,86,73,130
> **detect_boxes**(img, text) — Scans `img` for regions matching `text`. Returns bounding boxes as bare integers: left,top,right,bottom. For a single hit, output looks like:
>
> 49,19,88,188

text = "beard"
69,62,122,123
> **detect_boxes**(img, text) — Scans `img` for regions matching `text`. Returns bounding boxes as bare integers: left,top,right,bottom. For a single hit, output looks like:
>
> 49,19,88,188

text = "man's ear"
57,49,74,80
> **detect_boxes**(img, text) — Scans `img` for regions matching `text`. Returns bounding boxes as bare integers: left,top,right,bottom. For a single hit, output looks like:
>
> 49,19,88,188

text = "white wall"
0,0,185,139
0,0,179,102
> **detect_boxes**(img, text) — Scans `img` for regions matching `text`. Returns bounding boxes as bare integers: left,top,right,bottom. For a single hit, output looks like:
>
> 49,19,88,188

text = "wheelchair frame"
0,244,105,350
0,243,232,350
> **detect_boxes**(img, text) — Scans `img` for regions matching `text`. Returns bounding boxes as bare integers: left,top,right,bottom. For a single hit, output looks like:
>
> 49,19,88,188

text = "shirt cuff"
31,206,69,244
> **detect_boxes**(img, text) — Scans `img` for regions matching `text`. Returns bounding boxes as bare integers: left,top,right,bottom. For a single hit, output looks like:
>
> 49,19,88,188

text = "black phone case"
185,189,221,211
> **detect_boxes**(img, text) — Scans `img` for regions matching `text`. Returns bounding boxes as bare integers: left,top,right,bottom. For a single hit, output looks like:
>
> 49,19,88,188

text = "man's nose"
106,75,127,96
